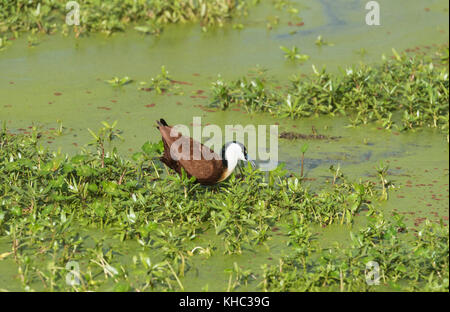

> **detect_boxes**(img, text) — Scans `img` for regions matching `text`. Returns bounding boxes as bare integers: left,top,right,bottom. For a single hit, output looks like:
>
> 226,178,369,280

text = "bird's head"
221,141,255,169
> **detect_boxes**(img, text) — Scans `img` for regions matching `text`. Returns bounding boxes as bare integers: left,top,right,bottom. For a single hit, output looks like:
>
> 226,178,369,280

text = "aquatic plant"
0,0,252,37
280,45,310,62
105,76,133,87
211,47,450,136
273,0,300,16
355,48,368,57
212,75,275,111
439,47,449,65
0,127,447,291
140,66,180,95
261,213,449,292
53,120,64,137
0,36,12,51
300,143,308,177
376,162,394,201
315,35,334,47
87,120,123,168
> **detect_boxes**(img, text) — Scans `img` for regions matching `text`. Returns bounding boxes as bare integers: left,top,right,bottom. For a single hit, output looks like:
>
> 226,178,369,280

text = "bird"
156,118,251,185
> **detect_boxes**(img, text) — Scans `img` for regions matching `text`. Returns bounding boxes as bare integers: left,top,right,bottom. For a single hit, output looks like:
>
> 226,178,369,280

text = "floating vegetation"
261,213,449,291
0,0,252,37
280,45,310,62
355,47,368,57
0,0,448,294
211,48,449,137
300,143,308,177
0,126,447,291
440,47,449,64
279,131,340,141
315,35,334,47
0,36,12,51
105,76,133,87
273,0,300,16
134,24,161,36
53,120,64,137
376,161,394,201
265,15,280,29
26,35,39,47
139,66,183,95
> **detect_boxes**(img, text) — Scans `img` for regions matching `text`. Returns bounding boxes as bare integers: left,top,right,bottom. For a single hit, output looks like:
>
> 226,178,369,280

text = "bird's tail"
156,118,169,128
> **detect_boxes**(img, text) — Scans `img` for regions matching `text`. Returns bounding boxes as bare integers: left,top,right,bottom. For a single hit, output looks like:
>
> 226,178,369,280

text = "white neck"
219,144,244,182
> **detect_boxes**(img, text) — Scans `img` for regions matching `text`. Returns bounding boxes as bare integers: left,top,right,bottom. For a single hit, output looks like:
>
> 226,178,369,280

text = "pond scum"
0,0,448,293
0,120,448,291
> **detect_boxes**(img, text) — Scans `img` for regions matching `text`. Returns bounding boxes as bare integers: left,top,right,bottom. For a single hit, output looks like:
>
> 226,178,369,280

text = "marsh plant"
0,0,252,38
140,66,182,95
315,35,334,47
105,76,133,87
211,47,449,137
261,214,448,292
0,125,447,291
87,120,123,168
300,143,308,177
376,162,393,201
280,45,310,62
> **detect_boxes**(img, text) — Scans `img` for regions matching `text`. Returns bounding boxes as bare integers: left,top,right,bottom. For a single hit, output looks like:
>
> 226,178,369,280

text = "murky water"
0,0,448,291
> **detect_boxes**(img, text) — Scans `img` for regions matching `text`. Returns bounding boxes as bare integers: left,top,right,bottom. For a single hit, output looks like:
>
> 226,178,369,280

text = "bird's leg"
237,162,244,179
163,164,171,176
151,160,160,178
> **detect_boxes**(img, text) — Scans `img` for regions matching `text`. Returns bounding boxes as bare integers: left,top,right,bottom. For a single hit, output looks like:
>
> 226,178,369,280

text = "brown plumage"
156,119,230,185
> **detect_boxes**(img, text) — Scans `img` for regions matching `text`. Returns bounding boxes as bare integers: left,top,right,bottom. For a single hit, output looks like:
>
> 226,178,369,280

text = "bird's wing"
179,139,224,182
158,125,224,183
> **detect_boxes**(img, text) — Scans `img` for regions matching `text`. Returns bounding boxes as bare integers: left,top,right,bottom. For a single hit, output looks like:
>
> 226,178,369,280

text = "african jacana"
156,119,251,185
